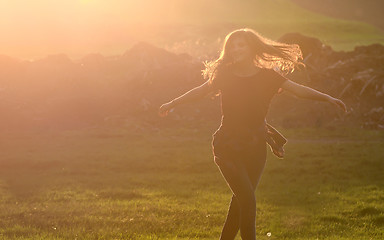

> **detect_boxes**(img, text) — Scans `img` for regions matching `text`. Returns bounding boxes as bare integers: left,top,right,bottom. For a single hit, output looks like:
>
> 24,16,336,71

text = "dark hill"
0,38,383,130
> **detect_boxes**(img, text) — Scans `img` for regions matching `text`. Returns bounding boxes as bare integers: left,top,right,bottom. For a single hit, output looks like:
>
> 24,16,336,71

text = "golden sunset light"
0,1,383,239
1,1,383,59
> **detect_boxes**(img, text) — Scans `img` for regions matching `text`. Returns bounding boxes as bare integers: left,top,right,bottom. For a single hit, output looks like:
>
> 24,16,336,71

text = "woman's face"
227,36,253,64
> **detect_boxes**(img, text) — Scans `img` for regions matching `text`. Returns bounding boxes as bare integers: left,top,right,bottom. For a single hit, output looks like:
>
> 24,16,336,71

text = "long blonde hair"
202,28,304,83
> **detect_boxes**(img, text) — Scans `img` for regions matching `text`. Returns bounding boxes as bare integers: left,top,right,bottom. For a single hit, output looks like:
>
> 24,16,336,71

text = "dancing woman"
159,28,346,240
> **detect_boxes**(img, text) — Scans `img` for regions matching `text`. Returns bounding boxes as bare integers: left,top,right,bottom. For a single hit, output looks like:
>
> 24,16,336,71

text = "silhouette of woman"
159,28,346,240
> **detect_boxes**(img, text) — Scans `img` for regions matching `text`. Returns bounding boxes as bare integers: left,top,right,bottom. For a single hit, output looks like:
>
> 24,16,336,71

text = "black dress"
211,68,288,163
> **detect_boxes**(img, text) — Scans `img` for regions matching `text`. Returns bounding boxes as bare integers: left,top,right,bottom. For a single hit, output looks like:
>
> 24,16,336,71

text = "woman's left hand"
159,101,175,117
328,96,347,112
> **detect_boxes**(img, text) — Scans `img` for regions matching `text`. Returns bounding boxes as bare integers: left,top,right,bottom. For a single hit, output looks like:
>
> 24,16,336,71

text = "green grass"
0,125,383,239
244,0,384,50
150,0,384,57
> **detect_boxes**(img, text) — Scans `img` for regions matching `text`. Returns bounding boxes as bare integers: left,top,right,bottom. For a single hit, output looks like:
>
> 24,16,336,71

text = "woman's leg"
215,156,260,240
215,143,267,240
220,195,240,240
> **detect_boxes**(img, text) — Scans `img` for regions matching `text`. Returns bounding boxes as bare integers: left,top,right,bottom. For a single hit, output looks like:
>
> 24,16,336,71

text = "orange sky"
0,0,207,59
0,1,305,59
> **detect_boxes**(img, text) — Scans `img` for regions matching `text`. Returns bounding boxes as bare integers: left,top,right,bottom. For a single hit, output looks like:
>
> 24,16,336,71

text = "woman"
159,28,346,240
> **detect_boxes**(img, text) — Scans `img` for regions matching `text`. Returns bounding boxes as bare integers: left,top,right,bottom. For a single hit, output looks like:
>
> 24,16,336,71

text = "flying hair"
202,28,304,84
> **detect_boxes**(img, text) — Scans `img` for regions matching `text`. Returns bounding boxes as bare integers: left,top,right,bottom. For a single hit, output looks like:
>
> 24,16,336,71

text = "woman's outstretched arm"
159,80,214,117
281,80,347,112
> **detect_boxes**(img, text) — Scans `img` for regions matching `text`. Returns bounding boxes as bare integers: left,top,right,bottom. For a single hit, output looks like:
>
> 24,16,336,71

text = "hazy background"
0,0,383,131
1,0,383,59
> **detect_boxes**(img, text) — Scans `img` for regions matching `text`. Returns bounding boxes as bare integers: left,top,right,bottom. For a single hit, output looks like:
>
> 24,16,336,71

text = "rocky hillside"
0,35,383,131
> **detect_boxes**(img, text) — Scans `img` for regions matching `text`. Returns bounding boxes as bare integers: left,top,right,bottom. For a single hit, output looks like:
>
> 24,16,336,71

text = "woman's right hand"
158,81,212,117
159,101,175,117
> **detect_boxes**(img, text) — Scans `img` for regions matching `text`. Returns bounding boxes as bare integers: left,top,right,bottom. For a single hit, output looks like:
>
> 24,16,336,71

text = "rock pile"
277,33,384,129
0,34,382,130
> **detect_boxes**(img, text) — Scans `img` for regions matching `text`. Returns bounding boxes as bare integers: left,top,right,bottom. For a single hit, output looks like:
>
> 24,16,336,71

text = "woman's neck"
231,60,259,77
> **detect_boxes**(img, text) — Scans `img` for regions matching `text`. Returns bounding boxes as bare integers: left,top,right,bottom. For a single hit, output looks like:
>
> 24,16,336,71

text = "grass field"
0,125,383,239
234,0,384,51
149,0,384,59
